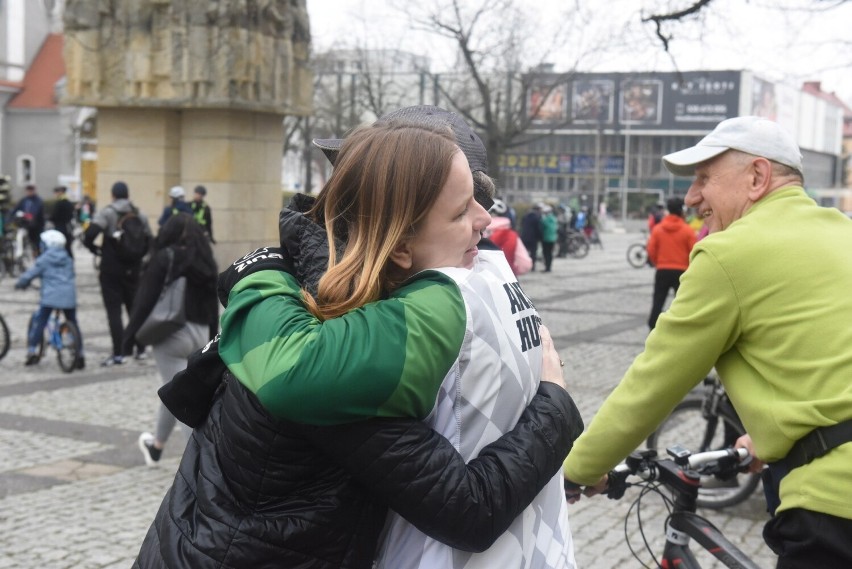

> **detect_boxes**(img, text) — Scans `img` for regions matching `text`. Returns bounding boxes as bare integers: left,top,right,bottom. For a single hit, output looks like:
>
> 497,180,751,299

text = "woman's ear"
389,240,413,270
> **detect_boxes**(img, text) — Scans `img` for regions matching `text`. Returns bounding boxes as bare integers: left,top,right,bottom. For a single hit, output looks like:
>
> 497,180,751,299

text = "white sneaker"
137,432,161,467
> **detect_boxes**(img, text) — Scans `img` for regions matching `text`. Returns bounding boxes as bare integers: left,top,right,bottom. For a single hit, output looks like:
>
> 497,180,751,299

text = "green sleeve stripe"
219,270,467,425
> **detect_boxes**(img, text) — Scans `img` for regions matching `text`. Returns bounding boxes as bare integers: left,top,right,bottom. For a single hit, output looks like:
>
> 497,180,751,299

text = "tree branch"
642,0,715,51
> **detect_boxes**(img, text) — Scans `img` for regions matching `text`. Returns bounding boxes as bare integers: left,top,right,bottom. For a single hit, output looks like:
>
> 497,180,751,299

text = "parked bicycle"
0,212,35,278
27,308,82,372
605,445,760,568
627,231,650,268
564,229,590,259
645,375,761,509
0,313,9,361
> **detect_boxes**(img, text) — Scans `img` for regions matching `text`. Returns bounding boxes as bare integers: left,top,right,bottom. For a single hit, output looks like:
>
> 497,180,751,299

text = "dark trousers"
648,269,684,329
27,227,42,256
28,306,80,351
522,239,539,270
57,227,74,258
99,269,143,357
541,241,555,271
764,508,852,568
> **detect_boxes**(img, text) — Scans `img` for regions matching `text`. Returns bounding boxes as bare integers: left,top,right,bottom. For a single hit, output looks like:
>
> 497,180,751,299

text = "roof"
7,34,65,110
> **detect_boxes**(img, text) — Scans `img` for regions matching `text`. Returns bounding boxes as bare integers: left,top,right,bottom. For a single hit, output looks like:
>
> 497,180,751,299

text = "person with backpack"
83,181,153,366
122,213,218,466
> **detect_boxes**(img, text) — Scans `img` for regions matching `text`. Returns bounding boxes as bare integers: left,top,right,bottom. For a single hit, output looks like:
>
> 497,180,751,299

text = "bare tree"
394,0,606,179
640,0,852,88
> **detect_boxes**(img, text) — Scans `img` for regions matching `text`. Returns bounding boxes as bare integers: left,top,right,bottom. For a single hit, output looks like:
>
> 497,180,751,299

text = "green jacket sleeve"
219,269,467,426
564,247,741,484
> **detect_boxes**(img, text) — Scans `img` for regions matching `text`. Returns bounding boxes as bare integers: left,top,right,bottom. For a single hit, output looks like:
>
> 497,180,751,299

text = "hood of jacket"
278,194,345,297
39,246,71,266
108,198,135,215
658,214,688,232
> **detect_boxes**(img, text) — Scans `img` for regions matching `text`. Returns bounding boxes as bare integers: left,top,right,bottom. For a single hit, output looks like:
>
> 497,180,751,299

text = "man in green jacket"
563,116,852,569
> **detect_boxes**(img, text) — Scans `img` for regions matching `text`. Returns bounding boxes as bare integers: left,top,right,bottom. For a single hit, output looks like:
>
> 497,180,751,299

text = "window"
17,155,34,186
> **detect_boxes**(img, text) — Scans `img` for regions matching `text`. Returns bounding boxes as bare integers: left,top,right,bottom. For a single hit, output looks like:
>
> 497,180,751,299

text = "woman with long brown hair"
123,213,218,466
134,116,581,569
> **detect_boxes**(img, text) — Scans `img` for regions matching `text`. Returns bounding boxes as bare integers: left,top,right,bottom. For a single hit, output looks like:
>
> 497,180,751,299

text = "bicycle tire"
645,396,761,509
568,235,589,259
0,242,9,280
57,320,82,373
0,314,9,360
626,243,647,268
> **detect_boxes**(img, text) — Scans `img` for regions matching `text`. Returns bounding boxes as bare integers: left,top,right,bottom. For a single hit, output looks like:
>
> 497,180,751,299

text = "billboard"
499,152,624,175
527,70,742,130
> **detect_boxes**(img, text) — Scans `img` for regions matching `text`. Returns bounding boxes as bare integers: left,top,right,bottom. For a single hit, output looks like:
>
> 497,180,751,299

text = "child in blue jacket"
15,229,85,368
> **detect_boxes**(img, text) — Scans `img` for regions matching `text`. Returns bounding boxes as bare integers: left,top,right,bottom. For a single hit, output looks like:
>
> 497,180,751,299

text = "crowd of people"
5,110,850,569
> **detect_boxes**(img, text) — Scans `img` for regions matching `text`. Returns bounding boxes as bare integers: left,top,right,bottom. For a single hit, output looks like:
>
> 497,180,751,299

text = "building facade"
0,0,81,204
503,70,847,217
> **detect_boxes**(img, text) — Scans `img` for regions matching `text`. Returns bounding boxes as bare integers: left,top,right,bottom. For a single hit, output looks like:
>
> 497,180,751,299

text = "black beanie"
111,181,129,199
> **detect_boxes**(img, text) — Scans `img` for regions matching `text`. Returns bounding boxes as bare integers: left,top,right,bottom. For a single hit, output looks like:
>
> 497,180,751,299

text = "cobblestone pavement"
0,233,776,568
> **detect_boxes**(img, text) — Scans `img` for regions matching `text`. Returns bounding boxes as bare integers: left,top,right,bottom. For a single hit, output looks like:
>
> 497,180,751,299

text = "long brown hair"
304,121,459,320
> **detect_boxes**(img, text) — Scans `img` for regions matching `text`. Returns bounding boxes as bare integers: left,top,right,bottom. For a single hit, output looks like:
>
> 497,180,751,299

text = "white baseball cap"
169,185,186,199
662,116,803,177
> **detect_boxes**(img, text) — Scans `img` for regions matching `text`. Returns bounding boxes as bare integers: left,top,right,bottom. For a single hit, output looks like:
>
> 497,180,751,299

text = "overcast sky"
306,0,852,106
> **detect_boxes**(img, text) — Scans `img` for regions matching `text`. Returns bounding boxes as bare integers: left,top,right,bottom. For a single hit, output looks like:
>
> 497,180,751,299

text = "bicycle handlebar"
605,446,750,500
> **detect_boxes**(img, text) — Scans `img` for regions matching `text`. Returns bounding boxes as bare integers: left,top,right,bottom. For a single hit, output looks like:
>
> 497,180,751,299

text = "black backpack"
112,206,150,264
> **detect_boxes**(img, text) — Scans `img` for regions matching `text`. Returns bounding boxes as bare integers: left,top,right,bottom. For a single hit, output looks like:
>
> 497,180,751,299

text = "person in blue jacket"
158,185,192,227
15,229,85,368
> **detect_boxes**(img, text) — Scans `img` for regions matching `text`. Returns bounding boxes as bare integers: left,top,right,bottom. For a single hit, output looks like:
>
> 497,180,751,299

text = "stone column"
95,108,181,217
64,0,312,266
180,109,284,263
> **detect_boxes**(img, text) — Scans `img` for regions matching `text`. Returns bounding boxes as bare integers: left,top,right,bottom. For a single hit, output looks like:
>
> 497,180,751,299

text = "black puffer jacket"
132,196,584,568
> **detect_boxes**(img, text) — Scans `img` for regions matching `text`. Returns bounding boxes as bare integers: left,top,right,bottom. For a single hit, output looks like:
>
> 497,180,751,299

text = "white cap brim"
662,145,729,176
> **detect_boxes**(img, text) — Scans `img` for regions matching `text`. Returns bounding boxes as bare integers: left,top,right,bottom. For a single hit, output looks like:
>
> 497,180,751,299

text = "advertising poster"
752,77,778,120
571,79,615,124
620,79,663,124
528,82,567,123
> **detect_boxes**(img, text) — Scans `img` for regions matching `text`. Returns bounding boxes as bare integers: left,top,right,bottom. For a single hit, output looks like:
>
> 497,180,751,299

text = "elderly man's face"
684,151,754,234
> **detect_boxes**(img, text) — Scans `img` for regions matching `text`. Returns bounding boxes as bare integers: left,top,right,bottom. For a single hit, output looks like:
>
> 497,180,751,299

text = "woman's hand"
539,324,566,390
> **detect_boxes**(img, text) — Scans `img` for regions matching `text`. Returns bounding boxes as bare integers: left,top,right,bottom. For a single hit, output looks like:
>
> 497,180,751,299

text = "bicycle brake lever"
604,470,629,500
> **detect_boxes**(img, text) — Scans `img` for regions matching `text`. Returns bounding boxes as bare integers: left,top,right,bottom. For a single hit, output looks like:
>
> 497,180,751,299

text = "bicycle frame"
654,459,762,569
46,311,62,348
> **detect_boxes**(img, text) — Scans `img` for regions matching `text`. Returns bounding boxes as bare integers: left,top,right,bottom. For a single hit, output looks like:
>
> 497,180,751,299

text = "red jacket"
646,214,696,270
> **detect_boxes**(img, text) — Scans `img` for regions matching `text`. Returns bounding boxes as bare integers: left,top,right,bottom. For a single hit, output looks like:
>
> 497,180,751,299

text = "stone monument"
63,0,313,262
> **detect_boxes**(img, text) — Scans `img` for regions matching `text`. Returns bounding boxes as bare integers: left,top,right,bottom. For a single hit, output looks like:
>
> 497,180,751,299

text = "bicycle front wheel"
57,320,82,373
568,235,590,259
626,243,647,268
0,314,9,361
645,397,761,509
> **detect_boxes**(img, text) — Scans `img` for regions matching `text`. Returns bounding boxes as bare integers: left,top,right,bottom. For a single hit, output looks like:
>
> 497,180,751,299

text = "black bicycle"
564,229,590,259
27,308,83,372
627,236,650,268
0,313,9,361
606,445,760,568
645,375,761,509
